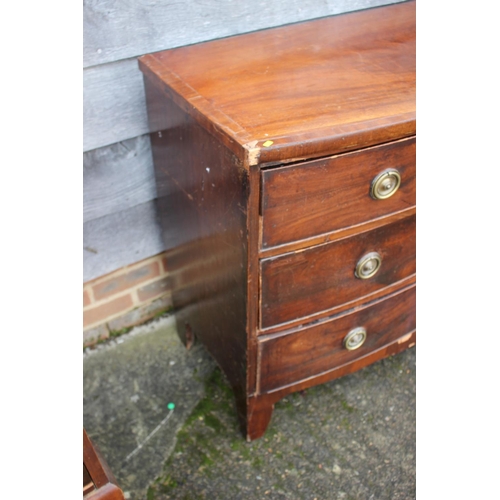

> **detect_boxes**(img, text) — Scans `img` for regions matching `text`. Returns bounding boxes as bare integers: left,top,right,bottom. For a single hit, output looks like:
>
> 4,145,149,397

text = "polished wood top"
139,1,415,166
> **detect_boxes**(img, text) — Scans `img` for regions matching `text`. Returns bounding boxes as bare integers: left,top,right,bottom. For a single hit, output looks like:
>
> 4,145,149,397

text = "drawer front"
259,285,415,393
261,214,415,329
261,137,415,249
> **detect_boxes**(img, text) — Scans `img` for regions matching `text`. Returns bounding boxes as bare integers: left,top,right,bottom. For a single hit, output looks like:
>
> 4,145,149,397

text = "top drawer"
261,137,416,249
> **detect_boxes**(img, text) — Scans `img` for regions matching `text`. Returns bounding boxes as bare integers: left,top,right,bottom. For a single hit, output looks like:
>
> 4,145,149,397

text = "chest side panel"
144,77,255,404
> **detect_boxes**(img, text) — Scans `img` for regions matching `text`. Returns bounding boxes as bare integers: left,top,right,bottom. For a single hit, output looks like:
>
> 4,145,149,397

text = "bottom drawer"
258,285,415,393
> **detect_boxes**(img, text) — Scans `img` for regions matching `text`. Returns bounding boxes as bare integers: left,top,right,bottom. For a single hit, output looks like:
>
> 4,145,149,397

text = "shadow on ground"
83,316,415,500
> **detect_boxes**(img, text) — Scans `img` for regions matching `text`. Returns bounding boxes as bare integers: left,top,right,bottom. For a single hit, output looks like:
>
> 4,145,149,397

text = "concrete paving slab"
83,316,415,500
83,316,216,499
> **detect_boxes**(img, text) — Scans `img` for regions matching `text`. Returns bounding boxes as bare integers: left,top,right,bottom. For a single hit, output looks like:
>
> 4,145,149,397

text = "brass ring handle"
370,169,401,200
343,327,367,351
355,252,382,279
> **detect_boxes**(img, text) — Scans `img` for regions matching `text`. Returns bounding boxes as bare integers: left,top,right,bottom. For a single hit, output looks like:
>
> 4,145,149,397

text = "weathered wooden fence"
83,0,403,282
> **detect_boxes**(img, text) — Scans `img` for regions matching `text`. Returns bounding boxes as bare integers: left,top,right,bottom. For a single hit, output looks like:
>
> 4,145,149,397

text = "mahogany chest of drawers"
139,1,416,440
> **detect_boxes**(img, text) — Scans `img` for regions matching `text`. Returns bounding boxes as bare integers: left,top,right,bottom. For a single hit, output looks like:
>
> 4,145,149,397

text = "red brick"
83,294,133,328
93,261,160,301
137,277,170,302
83,324,109,347
107,295,173,333
83,289,91,307
161,256,168,274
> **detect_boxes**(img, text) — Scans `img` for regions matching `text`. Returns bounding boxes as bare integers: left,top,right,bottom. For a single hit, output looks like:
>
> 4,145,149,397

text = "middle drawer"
260,214,415,329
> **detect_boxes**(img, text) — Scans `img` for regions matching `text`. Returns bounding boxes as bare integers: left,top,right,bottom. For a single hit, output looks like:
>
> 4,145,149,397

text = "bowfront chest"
139,1,416,440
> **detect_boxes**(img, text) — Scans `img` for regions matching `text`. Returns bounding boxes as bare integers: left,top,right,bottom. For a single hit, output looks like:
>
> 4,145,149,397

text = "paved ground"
83,315,415,500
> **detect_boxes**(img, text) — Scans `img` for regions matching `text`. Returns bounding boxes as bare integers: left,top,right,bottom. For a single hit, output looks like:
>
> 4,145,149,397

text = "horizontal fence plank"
83,134,156,222
83,200,165,282
84,0,402,68
83,58,149,152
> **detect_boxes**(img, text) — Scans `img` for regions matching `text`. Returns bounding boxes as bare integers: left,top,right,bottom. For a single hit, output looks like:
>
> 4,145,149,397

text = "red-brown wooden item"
139,0,416,440
83,429,125,500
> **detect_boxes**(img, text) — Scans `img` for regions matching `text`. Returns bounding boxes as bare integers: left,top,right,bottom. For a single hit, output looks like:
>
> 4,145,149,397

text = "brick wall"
83,252,172,347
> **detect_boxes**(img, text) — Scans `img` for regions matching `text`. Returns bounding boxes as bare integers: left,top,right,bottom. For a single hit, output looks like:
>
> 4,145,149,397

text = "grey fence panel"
83,58,149,152
83,134,156,223
83,200,165,282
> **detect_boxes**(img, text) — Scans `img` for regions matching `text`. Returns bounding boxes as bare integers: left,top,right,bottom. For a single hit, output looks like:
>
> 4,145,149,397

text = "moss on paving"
146,349,416,499
149,372,333,498
147,367,244,498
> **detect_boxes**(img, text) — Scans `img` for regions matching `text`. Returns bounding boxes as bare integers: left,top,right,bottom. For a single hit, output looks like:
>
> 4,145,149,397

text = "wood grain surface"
83,135,156,223
83,200,164,283
260,214,416,328
261,137,416,248
139,1,415,165
246,331,415,439
84,58,149,152
258,285,415,392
